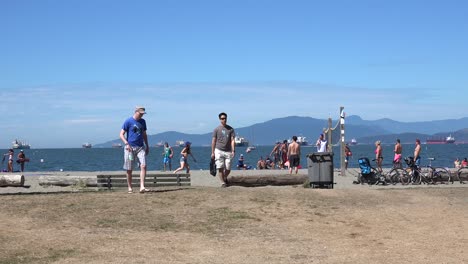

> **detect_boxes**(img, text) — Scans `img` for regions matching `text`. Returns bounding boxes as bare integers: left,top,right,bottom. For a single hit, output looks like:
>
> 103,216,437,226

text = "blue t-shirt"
122,117,147,147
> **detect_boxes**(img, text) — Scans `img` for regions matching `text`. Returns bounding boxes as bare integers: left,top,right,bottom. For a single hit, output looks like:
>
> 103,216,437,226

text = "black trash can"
306,152,334,189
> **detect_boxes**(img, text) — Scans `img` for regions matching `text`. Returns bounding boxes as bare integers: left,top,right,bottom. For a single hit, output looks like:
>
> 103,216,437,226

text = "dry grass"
0,186,467,263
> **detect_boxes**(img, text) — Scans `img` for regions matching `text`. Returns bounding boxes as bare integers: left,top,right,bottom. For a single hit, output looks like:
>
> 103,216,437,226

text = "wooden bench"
97,173,190,190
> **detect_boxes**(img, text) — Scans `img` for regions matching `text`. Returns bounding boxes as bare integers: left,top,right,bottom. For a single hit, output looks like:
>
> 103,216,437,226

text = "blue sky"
1,0,467,148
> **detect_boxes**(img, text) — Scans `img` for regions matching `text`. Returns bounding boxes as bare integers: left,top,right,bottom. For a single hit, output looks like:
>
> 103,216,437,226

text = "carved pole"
340,106,345,176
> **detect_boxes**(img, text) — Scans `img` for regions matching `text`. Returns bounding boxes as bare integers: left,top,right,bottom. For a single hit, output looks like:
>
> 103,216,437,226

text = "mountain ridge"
96,115,468,147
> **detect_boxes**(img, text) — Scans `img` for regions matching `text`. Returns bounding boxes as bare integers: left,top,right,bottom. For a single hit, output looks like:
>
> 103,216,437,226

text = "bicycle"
371,158,409,185
455,167,468,184
403,157,451,185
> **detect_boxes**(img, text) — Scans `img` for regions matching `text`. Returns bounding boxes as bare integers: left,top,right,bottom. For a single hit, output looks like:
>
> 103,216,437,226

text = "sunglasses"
220,117,226,120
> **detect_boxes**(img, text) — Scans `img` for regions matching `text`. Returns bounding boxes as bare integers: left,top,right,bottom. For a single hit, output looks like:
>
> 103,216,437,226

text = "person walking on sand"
174,141,196,174
3,149,14,172
17,150,29,172
375,140,383,173
344,144,352,170
211,112,236,187
414,139,421,167
316,134,327,153
288,136,301,175
162,142,174,171
120,106,150,194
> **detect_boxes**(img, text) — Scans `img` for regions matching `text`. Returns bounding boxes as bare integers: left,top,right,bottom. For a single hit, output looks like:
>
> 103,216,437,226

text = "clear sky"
1,0,467,148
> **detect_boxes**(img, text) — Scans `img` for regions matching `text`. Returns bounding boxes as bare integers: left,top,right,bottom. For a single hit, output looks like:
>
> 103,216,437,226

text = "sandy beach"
1,169,467,263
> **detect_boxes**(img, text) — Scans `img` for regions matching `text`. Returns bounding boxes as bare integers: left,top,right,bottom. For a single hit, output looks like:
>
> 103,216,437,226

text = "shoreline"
1,168,467,195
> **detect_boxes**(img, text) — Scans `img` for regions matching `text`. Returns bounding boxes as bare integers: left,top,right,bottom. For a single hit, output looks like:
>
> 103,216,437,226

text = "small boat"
112,143,123,148
175,140,185,147
350,138,358,145
155,141,164,147
246,146,256,153
82,143,92,148
234,136,249,147
12,139,31,149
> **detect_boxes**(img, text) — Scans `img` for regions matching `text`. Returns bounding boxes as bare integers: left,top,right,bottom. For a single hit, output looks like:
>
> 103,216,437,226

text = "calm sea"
3,143,467,172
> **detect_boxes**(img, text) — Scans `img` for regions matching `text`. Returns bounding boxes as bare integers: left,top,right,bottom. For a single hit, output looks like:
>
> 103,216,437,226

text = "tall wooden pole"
340,106,345,176
327,117,332,152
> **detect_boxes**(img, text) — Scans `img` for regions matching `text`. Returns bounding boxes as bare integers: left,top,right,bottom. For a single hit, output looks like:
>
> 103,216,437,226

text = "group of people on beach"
454,157,468,169
119,107,306,191
2,149,28,172
253,135,303,175
373,138,421,172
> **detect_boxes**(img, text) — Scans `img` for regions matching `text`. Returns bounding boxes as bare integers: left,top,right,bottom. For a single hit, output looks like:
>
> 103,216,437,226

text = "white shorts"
123,146,146,170
215,148,233,170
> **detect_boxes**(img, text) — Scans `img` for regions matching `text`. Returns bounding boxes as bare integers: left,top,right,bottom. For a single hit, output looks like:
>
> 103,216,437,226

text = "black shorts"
289,155,300,167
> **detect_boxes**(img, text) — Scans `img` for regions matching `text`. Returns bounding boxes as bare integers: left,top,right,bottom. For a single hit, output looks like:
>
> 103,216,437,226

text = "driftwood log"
38,176,97,187
0,174,25,187
228,174,308,187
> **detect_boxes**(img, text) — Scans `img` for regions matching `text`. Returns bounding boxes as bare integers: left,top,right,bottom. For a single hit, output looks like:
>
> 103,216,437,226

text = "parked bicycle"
403,157,451,185
354,157,408,185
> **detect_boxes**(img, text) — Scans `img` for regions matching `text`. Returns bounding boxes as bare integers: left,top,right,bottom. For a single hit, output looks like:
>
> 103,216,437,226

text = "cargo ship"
426,135,455,144
12,139,31,149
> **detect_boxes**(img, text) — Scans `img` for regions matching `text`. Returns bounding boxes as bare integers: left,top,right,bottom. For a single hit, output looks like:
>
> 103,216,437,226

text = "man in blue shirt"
120,106,150,193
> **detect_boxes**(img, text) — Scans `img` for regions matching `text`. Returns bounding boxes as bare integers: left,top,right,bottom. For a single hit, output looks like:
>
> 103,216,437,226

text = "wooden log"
38,176,97,187
0,174,25,187
228,174,308,187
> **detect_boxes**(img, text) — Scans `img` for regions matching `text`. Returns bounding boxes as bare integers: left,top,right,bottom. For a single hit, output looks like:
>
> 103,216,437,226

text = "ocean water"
2,143,467,172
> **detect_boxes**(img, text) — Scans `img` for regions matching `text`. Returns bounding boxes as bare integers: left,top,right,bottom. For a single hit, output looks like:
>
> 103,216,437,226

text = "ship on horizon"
12,139,31,149
287,136,309,146
82,143,92,148
234,136,249,147
426,135,455,144
174,140,185,147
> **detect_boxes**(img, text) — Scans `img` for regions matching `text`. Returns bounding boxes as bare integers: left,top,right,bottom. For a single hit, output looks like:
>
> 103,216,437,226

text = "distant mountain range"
95,115,468,147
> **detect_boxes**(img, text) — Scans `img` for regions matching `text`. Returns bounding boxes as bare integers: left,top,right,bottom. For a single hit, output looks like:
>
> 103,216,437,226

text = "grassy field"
0,186,467,263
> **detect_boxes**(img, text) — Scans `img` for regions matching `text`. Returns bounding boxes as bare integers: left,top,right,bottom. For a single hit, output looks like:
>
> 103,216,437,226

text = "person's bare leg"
140,165,147,191
126,170,133,192
218,169,226,185
224,169,231,183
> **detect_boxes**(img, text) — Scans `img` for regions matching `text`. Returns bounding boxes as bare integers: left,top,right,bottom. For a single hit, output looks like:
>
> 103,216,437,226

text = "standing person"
17,150,29,172
162,142,173,171
211,112,236,187
287,136,301,175
269,142,280,169
414,139,421,167
316,134,327,153
375,140,383,172
393,139,403,168
119,106,150,194
279,140,288,169
344,144,352,170
174,141,196,174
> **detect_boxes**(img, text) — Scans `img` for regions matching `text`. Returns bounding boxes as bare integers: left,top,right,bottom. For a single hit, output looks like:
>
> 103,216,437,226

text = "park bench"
97,173,190,190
